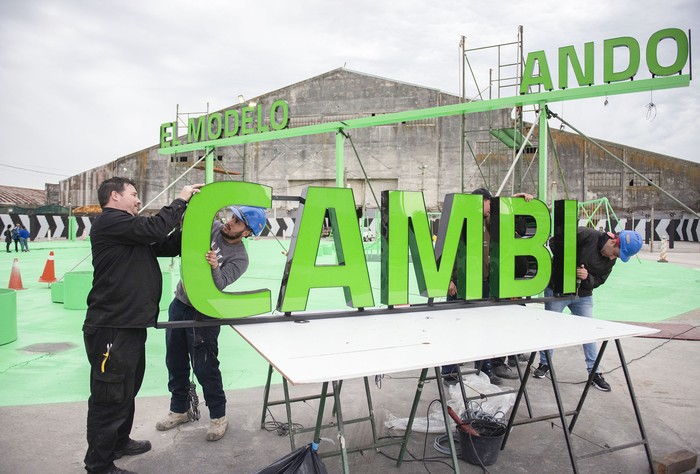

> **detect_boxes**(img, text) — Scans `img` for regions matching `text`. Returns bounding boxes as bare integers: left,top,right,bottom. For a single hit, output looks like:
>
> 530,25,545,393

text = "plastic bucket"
458,419,506,466
0,289,18,345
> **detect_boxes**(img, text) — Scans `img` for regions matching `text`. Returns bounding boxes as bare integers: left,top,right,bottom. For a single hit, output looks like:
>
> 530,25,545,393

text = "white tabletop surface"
233,305,658,385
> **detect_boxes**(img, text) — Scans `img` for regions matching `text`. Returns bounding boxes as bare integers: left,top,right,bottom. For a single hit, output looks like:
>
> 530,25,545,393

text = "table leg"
435,367,461,473
331,380,350,473
615,339,654,471
260,364,274,429
397,368,428,467
545,350,580,473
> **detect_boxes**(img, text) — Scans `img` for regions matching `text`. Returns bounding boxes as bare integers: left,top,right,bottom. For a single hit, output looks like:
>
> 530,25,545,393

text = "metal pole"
336,131,345,188
538,101,548,202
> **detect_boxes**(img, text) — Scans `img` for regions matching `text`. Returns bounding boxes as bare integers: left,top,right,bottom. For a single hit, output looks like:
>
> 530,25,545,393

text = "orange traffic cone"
39,251,57,283
8,258,26,290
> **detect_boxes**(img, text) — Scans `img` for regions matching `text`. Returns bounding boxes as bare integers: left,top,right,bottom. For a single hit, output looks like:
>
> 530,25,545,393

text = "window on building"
626,171,660,186
587,171,621,187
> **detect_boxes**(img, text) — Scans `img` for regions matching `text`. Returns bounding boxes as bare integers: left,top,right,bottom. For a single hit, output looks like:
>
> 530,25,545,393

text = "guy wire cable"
546,107,699,219
58,150,213,279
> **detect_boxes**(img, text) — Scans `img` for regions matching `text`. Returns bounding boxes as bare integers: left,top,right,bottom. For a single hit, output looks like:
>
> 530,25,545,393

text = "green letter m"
380,191,483,306
187,116,206,143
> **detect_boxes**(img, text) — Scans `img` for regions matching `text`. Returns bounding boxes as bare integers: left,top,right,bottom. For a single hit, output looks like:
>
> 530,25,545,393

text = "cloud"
0,0,698,189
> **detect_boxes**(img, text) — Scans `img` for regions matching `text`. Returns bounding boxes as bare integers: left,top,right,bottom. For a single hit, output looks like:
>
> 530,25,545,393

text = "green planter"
64,271,93,310
51,281,65,303
62,271,172,311
0,289,17,345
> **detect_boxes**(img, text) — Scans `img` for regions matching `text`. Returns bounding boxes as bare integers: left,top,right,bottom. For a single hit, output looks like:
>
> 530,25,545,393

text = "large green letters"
646,28,688,77
277,186,374,312
558,42,594,89
182,181,272,318
603,36,641,83
520,50,554,94
380,191,484,305
550,200,578,294
489,197,552,298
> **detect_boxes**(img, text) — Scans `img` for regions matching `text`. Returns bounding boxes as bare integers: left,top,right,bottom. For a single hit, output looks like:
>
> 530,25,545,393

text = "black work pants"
165,298,226,419
83,326,146,473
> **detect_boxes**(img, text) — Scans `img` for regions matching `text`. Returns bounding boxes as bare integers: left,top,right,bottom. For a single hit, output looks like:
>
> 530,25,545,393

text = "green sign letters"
180,182,577,319
521,28,689,94
160,99,290,149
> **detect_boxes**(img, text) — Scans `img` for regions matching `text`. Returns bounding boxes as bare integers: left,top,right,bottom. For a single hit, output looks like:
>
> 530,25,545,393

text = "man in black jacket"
533,227,643,392
83,177,202,474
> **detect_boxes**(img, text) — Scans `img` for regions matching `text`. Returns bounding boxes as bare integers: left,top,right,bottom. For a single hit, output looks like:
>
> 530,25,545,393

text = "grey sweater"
175,220,249,307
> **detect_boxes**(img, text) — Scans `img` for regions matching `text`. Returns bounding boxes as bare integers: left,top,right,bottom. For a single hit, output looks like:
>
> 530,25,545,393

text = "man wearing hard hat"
533,228,643,392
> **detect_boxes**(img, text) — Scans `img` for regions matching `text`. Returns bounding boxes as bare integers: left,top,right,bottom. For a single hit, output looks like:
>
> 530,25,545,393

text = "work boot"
486,373,503,386
156,411,190,431
114,439,151,459
493,364,518,379
206,416,228,441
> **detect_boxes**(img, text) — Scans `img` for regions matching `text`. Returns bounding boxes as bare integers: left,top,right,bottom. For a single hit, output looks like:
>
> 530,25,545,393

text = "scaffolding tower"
459,26,541,197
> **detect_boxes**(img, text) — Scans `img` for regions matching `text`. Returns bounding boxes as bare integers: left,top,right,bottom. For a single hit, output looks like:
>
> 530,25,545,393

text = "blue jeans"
539,288,599,373
165,298,226,418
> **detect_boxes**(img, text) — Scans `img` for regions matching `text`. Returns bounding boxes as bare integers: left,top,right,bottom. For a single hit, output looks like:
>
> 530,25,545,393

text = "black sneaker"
533,364,549,379
114,439,152,459
591,373,611,392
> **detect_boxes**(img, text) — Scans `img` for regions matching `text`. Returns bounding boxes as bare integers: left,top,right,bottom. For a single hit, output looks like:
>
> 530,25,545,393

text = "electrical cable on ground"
538,323,700,388
58,149,214,280
262,407,304,437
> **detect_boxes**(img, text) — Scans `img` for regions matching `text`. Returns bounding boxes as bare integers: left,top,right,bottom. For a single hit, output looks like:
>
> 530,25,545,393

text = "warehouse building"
56,68,699,239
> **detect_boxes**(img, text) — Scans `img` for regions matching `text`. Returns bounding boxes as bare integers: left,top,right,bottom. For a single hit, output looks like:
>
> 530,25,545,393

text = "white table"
234,304,657,472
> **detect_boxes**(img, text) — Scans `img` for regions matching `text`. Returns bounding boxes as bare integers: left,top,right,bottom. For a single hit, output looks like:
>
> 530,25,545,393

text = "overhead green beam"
158,74,689,155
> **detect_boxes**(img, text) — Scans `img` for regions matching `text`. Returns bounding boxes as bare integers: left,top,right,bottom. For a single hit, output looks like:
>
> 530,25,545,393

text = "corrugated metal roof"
0,185,46,207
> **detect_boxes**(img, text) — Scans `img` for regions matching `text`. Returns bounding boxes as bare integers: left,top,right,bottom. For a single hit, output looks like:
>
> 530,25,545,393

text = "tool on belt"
101,343,113,373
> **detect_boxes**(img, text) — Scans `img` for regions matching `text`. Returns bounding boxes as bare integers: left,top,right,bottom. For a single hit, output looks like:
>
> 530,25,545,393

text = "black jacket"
550,227,616,298
84,199,188,328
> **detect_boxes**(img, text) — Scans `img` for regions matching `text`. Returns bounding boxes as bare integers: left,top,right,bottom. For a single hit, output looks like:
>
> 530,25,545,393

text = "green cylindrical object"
63,270,172,311
0,289,18,345
51,281,65,303
63,271,93,310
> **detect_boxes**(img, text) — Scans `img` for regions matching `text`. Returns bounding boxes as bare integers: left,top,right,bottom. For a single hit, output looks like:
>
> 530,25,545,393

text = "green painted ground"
0,239,698,407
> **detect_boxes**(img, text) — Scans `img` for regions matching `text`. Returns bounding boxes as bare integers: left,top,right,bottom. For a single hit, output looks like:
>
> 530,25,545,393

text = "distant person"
4,224,12,253
18,225,30,252
156,206,266,441
11,223,20,252
533,228,643,392
83,176,202,474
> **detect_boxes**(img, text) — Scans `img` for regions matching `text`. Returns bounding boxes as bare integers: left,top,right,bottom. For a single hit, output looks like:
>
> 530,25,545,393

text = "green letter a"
277,186,374,312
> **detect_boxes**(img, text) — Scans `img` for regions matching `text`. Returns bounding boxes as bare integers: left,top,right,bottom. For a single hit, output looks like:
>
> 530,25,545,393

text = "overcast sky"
0,0,697,190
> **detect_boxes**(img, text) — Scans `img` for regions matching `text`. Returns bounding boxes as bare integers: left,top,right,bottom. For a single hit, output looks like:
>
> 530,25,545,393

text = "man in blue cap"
156,205,266,441
533,227,643,391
